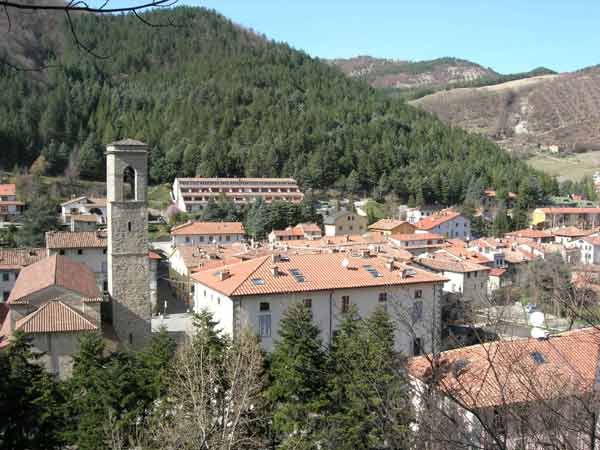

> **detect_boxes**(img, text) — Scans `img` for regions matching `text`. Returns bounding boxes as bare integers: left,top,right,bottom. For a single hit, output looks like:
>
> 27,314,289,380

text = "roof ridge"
16,301,52,328
57,300,98,329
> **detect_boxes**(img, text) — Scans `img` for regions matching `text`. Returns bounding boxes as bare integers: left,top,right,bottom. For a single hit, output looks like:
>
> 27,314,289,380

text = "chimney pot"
271,265,279,277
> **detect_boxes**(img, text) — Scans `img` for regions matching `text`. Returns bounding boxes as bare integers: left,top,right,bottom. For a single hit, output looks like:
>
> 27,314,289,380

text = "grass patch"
148,184,172,211
526,151,600,181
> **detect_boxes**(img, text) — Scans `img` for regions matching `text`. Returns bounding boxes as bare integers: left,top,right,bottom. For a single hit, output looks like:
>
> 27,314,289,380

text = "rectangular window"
378,292,387,303
258,315,271,337
77,249,83,255
59,249,65,255
101,262,107,273
414,289,423,299
341,296,350,313
226,235,231,242
259,302,270,312
303,298,312,309
185,236,190,243
474,271,478,278
412,300,423,322
413,337,423,356
1,273,8,282
2,291,9,302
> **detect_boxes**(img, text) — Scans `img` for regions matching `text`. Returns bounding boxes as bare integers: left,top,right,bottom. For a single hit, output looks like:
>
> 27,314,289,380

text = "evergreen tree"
266,303,327,449
15,190,60,247
0,331,65,450
491,207,512,237
322,308,411,450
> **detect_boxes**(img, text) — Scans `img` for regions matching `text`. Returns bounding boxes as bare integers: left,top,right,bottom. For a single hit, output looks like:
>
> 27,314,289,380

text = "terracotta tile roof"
171,221,245,236
369,219,412,231
506,228,553,239
0,248,45,270
177,177,298,183
298,223,321,233
8,255,101,304
583,236,600,246
551,226,594,238
272,226,305,238
417,254,490,273
175,246,235,271
192,253,447,297
538,207,600,214
46,231,107,249
415,209,462,230
444,246,491,265
61,196,106,207
390,232,444,242
489,268,507,277
0,184,16,196
408,328,600,408
280,234,383,250
148,251,162,260
16,299,98,333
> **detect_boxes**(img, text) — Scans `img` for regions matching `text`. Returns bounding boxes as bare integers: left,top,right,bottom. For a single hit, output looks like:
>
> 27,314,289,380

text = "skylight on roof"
289,268,305,283
531,351,545,365
251,278,265,286
363,264,382,278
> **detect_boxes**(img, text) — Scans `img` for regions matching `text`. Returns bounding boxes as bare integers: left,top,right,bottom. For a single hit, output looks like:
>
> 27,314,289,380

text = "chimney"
218,269,230,281
271,265,279,277
385,258,395,272
271,254,280,263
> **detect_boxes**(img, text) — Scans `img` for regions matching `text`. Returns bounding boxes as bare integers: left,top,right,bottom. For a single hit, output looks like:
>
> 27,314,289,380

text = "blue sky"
111,0,599,73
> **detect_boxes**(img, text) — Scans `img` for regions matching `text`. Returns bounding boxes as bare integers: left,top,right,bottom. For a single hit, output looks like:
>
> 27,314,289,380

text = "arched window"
123,166,136,201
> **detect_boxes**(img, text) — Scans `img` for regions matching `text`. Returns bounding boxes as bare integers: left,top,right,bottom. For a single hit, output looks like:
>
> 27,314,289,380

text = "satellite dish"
341,258,350,269
529,311,545,328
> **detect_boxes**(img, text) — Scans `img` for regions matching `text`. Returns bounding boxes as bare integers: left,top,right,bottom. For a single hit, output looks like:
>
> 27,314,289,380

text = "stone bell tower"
106,138,151,348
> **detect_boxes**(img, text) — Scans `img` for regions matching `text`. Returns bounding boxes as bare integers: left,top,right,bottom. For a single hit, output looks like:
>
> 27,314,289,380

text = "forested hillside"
0,6,557,204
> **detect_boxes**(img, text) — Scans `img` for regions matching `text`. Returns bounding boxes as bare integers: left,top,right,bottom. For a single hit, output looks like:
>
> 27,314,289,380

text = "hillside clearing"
526,151,600,181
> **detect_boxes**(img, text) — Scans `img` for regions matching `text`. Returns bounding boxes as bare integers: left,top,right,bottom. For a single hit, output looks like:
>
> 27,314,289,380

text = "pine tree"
266,303,327,449
0,331,65,450
322,308,411,450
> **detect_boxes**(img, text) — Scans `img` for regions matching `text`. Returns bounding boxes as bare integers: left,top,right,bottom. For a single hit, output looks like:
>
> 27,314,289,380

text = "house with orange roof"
0,255,103,378
0,248,46,302
368,218,415,237
0,183,25,222
171,221,245,247
268,222,322,243
388,232,446,255
192,252,447,354
415,251,490,305
551,226,595,245
60,195,107,225
482,189,517,211
408,327,600,449
323,210,368,236
506,228,554,243
415,209,471,240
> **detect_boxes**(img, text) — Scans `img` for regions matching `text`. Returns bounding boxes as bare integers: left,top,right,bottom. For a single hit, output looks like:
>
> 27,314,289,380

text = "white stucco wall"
192,281,443,356
172,233,244,247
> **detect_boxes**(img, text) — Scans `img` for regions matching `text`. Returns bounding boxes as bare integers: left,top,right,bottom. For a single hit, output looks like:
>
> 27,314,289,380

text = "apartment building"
192,252,447,355
60,196,107,225
0,184,25,222
173,178,304,212
171,221,245,247
415,209,471,240
531,207,600,229
323,210,368,236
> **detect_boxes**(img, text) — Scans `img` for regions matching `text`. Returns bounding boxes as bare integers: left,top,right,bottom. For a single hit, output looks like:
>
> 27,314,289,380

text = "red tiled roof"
484,190,517,199
192,253,447,297
551,226,594,238
584,236,600,246
8,255,101,304
489,268,507,277
171,221,245,236
16,299,98,333
46,231,107,249
148,251,162,260
408,328,600,408
417,254,490,273
390,232,444,242
415,209,462,230
538,207,600,214
506,229,552,239
0,248,45,270
61,196,106,207
0,184,16,196
369,219,413,231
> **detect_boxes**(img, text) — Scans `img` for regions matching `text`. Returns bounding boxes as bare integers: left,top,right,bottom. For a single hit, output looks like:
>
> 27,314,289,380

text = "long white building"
172,177,304,212
192,252,447,355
